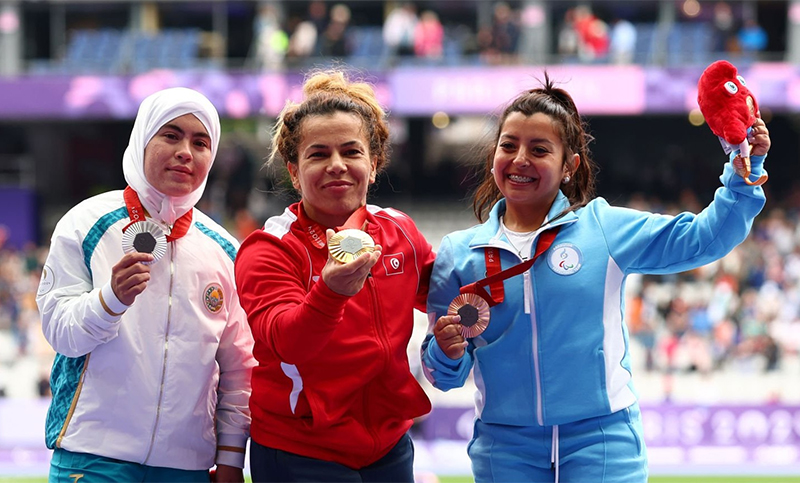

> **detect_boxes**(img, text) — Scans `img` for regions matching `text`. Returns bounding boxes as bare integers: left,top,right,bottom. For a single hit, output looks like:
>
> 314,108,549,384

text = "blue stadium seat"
347,26,385,68
633,23,657,65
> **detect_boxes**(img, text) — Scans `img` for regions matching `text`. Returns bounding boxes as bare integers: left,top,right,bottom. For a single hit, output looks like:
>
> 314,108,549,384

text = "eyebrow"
307,140,362,150
500,134,554,145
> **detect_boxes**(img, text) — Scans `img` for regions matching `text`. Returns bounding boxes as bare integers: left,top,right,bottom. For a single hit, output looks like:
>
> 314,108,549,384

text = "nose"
176,139,193,161
326,152,347,173
513,149,531,167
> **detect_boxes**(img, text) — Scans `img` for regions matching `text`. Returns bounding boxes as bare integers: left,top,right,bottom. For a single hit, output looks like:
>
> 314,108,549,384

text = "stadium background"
1,0,800,480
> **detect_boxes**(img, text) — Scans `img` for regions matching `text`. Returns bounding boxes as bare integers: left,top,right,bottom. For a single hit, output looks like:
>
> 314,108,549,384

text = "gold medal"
448,293,490,338
121,220,167,265
327,229,375,263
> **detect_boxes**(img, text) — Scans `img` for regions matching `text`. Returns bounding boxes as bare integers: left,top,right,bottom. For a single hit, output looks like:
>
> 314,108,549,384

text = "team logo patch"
37,265,55,296
382,253,405,276
547,243,582,276
203,283,224,314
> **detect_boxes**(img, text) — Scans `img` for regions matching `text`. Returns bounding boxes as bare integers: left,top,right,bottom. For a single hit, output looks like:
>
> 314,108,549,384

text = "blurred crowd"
249,0,771,70
1,192,799,400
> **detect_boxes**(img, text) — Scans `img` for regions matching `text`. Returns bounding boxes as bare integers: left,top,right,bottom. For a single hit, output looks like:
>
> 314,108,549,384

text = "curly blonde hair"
269,70,391,174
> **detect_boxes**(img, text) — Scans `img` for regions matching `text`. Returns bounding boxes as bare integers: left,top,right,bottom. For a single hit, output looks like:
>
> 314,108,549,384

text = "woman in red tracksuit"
234,70,435,482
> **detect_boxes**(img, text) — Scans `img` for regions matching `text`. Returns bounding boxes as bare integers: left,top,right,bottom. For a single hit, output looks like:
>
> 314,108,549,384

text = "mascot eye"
737,75,747,87
724,81,739,94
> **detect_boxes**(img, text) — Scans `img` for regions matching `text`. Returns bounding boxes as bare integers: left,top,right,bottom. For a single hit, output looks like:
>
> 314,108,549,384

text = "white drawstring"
550,424,560,483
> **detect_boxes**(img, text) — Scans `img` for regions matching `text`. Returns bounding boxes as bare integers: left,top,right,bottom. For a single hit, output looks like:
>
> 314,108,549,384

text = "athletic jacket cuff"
749,153,767,171
97,283,129,320
430,338,464,370
215,434,248,468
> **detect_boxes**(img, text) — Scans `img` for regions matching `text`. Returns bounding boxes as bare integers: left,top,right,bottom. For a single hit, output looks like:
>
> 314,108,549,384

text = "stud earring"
490,168,495,174
562,175,571,184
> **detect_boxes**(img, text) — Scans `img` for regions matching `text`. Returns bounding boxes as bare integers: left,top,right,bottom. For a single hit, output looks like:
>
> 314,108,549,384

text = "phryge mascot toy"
697,59,768,186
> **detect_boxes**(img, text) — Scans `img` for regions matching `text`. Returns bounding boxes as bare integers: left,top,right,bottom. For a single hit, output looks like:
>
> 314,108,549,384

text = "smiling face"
288,111,377,228
143,113,213,197
493,111,578,230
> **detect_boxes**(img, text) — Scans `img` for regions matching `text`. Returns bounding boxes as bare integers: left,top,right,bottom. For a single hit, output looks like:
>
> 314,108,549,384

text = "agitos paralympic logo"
546,243,582,275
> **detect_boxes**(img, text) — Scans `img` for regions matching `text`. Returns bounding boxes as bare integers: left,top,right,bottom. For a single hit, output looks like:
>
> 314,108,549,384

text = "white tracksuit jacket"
37,190,256,470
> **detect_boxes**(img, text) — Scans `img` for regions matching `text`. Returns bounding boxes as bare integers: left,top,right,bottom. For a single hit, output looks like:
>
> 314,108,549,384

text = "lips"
168,166,192,176
323,180,353,189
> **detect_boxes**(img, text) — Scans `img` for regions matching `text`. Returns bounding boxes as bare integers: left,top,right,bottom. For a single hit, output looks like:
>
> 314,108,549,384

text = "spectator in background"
609,16,637,64
738,18,768,59
478,2,520,65
557,8,580,61
286,15,318,63
414,10,444,60
307,0,328,35
319,3,352,58
712,1,738,53
287,0,327,61
252,3,288,70
36,87,256,482
383,1,418,63
573,5,609,61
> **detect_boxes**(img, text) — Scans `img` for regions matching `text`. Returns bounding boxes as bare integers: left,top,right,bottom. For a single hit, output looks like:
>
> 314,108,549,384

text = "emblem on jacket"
37,265,55,295
203,283,224,313
547,243,582,275
382,253,404,276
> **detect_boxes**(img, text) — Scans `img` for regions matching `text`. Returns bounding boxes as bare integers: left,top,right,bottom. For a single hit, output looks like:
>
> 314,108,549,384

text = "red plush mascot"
697,60,768,186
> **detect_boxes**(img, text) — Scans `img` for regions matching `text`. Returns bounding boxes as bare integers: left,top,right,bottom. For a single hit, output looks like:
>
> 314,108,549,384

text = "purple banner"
391,65,646,116
0,63,799,119
418,404,800,469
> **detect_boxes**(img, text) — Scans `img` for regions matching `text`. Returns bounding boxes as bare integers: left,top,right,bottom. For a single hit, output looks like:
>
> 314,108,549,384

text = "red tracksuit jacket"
235,201,434,469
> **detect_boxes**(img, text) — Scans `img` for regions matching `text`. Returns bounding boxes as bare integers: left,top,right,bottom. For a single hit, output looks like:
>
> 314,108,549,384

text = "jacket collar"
293,201,381,251
468,191,577,249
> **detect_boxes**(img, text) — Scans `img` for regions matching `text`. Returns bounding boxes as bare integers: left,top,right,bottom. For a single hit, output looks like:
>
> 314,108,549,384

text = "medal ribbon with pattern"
464,226,561,306
300,203,375,263
450,226,560,338
122,186,192,242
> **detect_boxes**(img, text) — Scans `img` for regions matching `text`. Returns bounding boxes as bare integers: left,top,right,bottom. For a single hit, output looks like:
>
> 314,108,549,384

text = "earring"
562,175,571,184
490,168,495,174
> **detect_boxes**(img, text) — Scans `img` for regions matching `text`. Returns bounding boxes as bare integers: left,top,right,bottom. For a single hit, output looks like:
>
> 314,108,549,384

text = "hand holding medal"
323,228,382,297
436,227,561,352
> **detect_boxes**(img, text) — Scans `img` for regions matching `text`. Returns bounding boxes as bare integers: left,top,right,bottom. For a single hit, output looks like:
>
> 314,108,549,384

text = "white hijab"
122,87,220,225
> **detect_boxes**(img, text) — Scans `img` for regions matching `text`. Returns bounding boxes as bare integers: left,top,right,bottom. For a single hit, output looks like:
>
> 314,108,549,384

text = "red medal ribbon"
461,227,560,307
300,202,370,249
122,186,193,242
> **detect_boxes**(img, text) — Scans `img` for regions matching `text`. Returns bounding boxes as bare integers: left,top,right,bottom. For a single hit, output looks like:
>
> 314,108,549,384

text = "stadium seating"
37,27,205,74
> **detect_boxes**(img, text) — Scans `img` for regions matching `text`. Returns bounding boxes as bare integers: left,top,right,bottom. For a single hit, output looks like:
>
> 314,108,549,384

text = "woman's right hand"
111,252,153,306
321,229,382,297
434,314,468,360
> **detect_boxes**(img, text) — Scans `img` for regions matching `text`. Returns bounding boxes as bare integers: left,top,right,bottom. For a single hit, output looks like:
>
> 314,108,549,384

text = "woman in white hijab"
37,87,256,483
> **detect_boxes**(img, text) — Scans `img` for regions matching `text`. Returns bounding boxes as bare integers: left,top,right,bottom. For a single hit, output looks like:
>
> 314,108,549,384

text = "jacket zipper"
490,219,575,426
527,268,544,425
496,240,544,425
365,274,388,460
144,242,174,463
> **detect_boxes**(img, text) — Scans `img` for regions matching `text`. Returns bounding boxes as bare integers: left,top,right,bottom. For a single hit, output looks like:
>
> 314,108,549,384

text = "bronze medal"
328,229,375,263
448,293,490,338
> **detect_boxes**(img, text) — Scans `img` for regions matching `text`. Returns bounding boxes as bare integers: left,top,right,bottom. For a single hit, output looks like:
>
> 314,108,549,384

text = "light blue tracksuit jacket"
422,154,767,428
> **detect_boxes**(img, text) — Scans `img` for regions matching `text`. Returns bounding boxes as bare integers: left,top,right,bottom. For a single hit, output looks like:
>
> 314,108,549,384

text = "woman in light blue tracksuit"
421,73,770,483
